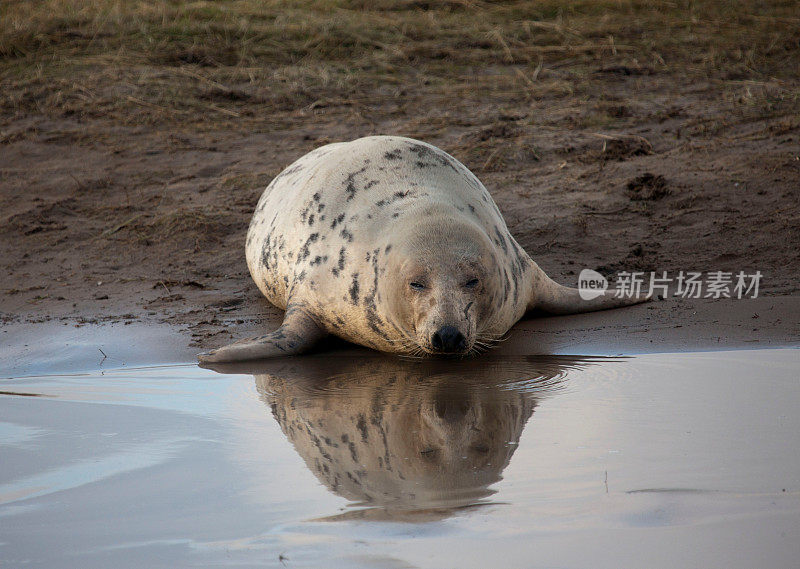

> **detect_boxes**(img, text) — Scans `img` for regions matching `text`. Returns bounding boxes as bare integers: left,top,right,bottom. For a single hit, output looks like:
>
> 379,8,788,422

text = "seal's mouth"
428,346,471,357
412,346,472,359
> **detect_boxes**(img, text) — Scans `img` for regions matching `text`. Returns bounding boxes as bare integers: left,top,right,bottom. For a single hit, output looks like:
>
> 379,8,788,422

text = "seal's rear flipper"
528,266,650,315
197,305,326,363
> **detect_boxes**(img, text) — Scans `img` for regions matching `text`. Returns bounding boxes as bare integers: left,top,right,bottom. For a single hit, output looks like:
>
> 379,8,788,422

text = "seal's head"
382,215,499,356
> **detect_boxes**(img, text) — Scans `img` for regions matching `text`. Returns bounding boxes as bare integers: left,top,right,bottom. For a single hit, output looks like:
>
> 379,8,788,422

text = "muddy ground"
1,1,798,357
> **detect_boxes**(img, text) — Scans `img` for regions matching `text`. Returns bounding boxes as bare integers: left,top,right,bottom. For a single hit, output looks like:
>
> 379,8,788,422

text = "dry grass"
1,0,798,128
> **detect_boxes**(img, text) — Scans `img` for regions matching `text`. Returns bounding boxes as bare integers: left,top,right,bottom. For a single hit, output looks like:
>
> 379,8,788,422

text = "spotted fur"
198,136,647,363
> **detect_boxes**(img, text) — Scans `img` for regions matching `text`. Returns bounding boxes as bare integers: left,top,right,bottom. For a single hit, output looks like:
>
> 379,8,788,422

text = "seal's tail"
528,267,650,315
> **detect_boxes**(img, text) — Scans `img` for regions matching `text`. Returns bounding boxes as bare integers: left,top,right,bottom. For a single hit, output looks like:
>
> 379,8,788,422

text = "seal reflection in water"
216,354,598,522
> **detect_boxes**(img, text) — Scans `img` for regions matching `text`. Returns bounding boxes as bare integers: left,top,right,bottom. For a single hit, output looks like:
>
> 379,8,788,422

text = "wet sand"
2,295,798,377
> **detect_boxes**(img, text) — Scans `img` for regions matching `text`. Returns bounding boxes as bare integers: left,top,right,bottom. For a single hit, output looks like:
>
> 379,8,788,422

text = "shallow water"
1,349,799,568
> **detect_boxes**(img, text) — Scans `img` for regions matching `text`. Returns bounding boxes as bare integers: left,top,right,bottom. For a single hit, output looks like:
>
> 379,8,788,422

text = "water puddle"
1,349,798,568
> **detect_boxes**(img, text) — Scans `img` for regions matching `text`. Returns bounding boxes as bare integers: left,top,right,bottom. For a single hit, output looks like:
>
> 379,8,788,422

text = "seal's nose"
431,326,467,353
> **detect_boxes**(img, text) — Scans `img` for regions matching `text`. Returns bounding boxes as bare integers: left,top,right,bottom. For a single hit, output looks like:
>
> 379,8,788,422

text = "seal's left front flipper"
197,305,326,363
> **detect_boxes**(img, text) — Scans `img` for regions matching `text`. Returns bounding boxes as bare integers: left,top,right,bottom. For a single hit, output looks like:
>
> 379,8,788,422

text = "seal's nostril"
431,331,444,350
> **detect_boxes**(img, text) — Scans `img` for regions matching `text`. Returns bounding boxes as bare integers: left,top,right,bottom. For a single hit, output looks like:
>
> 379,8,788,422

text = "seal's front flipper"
197,306,326,363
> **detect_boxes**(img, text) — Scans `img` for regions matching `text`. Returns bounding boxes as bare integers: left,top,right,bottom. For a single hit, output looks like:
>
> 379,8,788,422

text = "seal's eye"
464,278,479,289
409,282,426,291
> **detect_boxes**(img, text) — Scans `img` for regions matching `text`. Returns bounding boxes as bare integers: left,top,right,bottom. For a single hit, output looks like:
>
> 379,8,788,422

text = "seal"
198,136,646,363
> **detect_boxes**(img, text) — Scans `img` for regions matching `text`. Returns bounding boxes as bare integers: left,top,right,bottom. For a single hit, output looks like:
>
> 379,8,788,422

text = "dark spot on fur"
384,149,402,160
512,276,519,305
340,229,354,242
357,414,368,442
365,307,389,340
349,274,360,304
407,143,432,158
376,190,412,209
297,232,320,262
344,166,368,201
332,247,347,277
494,226,508,254
511,240,528,277
312,192,321,202
384,244,392,253
260,242,270,267
331,213,345,229
406,141,459,172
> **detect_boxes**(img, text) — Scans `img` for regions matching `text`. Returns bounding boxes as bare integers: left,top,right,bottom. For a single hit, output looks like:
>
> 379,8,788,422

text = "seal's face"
384,221,498,356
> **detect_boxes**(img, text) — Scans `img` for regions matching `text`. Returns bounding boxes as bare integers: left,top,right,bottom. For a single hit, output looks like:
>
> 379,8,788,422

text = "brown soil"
1,1,798,355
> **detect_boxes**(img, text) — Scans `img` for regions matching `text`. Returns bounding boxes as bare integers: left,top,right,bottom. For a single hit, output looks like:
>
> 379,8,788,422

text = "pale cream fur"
199,136,646,363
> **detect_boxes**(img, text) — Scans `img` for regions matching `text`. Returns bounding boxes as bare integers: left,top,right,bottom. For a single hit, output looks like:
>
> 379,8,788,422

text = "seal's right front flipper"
197,306,326,363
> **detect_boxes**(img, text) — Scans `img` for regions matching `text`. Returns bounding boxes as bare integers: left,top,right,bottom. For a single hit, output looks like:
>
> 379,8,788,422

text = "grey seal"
199,136,644,362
